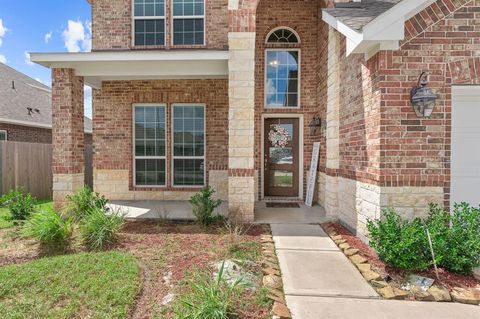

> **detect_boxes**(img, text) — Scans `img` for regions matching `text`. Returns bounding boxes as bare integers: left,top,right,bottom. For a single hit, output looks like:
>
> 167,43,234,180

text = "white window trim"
132,103,167,188
264,48,301,109
0,130,7,141
171,103,206,188
131,0,167,47
171,0,206,46
265,26,301,44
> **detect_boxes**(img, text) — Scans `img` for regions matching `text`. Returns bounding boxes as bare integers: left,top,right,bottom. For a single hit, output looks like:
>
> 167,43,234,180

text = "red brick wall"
51,69,85,175
0,124,52,143
92,79,228,190
92,0,228,50
336,0,479,207
253,0,328,198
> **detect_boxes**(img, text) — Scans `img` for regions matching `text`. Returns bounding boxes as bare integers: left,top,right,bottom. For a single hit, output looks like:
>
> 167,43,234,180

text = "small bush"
81,207,125,250
66,186,108,220
189,186,223,227
424,203,450,265
367,208,431,271
0,189,36,221
22,209,73,248
175,261,245,319
442,203,480,274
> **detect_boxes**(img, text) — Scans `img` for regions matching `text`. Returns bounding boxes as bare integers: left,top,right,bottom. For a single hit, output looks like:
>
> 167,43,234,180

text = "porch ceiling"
30,50,229,89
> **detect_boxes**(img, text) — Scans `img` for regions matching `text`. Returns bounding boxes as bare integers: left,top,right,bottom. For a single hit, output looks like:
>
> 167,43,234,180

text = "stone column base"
228,176,255,222
324,174,339,219
53,173,84,209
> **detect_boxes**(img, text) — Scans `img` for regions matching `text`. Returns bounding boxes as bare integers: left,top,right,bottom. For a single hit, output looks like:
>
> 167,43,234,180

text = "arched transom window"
265,28,300,108
267,28,299,43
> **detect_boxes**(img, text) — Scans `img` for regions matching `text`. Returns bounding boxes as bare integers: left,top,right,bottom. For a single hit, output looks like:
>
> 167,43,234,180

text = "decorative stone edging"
260,234,292,319
323,224,480,306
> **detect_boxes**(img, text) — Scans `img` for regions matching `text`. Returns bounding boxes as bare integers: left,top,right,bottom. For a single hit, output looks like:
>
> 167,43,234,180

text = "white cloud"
24,52,34,66
44,31,52,44
0,19,8,47
62,20,92,52
0,54,6,64
35,78,44,84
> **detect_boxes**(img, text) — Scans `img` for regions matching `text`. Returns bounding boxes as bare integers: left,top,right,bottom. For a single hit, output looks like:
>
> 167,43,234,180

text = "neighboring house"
31,0,479,238
0,63,93,144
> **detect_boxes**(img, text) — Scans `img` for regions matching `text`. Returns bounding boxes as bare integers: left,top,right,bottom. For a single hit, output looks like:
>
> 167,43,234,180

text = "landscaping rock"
161,293,175,305
344,248,359,256
335,239,347,245
356,263,371,273
261,235,273,242
377,286,409,300
349,254,367,265
428,286,451,302
331,235,343,241
371,280,389,289
339,243,351,250
363,271,383,282
214,260,258,288
451,287,480,305
263,274,283,290
402,275,434,292
272,302,291,318
262,267,280,276
411,287,435,302
262,260,280,270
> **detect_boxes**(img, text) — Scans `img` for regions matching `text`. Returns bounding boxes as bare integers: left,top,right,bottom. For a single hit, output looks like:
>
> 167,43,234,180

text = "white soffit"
322,0,436,58
30,50,229,89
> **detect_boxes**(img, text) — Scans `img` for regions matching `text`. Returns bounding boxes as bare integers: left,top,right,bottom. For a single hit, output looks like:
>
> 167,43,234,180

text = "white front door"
451,86,480,208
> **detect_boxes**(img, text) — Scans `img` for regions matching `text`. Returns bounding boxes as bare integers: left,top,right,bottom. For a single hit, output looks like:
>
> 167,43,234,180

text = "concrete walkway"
272,223,479,319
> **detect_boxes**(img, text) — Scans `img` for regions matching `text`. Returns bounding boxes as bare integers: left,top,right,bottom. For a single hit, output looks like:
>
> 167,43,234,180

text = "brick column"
52,68,85,207
228,32,256,222
325,27,340,219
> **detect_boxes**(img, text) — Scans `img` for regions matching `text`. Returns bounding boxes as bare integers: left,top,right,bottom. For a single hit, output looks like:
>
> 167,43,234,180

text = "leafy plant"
189,186,223,227
66,186,108,220
442,203,480,273
0,189,36,221
367,208,431,271
175,261,245,319
80,207,125,250
22,208,73,249
424,203,450,265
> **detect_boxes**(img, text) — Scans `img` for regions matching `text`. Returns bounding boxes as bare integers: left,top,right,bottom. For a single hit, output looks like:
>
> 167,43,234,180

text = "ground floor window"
0,130,6,141
172,104,205,186
134,105,166,186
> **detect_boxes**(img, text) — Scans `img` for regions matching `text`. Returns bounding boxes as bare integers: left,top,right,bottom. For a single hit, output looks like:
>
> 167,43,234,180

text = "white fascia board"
323,11,363,56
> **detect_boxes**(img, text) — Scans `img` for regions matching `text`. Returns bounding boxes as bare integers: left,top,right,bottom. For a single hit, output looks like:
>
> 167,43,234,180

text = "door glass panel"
270,147,293,164
269,170,293,188
269,124,294,141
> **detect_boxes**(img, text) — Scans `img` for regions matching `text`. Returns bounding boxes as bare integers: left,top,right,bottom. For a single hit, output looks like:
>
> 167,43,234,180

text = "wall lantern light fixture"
308,115,323,135
410,72,437,118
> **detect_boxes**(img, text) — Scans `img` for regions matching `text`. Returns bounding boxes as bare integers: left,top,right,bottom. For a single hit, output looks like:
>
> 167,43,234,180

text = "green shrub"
22,209,73,248
175,261,245,319
424,203,450,265
367,208,431,271
66,186,108,220
0,189,36,221
80,207,125,250
442,203,480,274
189,186,223,227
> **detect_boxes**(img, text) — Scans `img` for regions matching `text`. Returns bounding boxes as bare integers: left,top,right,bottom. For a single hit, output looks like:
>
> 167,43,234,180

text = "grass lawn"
0,251,139,319
0,199,53,229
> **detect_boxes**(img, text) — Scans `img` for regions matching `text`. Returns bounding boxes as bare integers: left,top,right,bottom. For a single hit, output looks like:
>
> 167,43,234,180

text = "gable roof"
0,63,92,133
322,0,436,58
323,0,402,32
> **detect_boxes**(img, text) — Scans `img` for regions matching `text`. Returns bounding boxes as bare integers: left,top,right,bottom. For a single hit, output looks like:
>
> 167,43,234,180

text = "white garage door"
451,86,480,208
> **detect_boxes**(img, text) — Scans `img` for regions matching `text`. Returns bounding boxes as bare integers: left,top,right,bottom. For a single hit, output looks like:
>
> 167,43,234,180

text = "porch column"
227,31,256,222
325,27,341,219
52,68,85,207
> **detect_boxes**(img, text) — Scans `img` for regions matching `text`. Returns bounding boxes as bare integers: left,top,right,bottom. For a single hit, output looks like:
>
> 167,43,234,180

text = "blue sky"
0,0,93,117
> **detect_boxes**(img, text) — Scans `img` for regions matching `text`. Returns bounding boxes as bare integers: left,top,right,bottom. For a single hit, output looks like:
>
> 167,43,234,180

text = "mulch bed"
324,222,480,291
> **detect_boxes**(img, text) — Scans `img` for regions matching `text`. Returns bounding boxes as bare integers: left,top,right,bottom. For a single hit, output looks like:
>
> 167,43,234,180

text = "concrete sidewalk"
272,223,479,319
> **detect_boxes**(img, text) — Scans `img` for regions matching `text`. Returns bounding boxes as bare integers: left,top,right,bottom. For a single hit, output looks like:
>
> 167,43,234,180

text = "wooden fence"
0,141,93,199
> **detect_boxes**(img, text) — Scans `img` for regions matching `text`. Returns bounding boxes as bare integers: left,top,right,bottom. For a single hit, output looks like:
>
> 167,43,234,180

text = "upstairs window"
172,0,205,45
134,0,166,46
0,130,6,141
267,28,299,43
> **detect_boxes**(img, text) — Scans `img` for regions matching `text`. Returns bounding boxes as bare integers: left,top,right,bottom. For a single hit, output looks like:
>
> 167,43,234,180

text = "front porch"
109,199,328,224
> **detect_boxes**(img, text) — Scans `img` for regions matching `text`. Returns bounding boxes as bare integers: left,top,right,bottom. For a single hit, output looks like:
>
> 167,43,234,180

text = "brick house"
0,63,93,145
31,0,480,238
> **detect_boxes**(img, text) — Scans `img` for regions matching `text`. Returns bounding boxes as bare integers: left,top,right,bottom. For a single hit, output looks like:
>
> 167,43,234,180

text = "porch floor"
109,200,328,224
